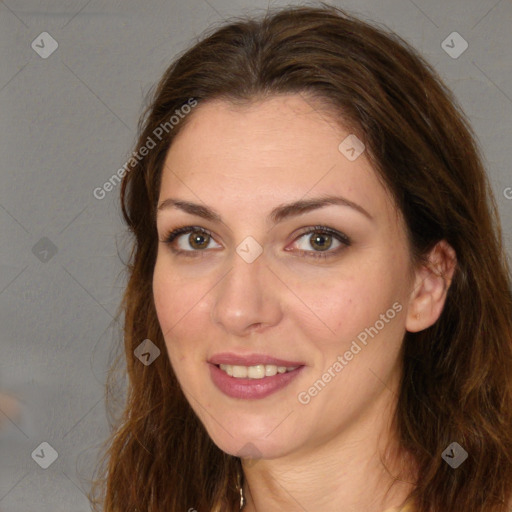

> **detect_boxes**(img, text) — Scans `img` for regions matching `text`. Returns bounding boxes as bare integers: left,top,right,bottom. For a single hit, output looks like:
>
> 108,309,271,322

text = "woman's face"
153,94,418,460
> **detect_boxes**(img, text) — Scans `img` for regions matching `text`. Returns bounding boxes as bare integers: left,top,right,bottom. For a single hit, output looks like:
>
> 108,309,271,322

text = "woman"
90,4,512,511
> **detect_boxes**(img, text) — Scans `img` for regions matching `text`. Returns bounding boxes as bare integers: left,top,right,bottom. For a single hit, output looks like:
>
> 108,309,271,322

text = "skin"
153,94,457,511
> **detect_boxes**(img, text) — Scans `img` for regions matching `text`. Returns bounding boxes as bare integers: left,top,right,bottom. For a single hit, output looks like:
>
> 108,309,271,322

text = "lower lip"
208,363,305,400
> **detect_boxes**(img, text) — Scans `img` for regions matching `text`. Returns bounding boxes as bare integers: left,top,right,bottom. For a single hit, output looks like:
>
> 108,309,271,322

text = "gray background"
0,0,511,510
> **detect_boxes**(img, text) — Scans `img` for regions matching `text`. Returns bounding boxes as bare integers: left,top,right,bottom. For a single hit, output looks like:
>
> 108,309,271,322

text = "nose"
210,249,283,337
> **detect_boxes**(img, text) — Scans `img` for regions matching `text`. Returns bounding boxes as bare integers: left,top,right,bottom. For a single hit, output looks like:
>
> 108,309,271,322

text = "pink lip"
208,352,305,367
209,363,305,400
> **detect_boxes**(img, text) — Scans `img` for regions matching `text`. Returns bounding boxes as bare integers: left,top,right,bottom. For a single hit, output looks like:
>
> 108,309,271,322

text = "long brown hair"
89,4,512,511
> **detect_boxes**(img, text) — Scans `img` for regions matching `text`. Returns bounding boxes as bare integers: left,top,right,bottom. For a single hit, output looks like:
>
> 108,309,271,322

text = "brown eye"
309,232,333,251
290,226,351,260
188,231,210,250
162,226,221,256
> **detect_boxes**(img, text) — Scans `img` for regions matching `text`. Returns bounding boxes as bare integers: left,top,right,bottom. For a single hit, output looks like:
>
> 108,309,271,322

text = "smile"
209,363,305,399
219,364,299,379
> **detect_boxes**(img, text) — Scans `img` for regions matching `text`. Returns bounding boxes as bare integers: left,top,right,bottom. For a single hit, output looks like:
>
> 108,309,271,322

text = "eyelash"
161,225,351,260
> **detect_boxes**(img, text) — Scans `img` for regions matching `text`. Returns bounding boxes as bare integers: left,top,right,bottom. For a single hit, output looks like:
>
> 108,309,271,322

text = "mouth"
208,352,305,368
216,363,300,379
208,362,305,400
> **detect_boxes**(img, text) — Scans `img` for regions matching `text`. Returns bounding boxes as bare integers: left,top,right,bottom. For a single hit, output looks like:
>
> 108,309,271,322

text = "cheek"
286,262,405,371
288,268,389,336
152,259,212,357
292,277,405,422
153,261,182,339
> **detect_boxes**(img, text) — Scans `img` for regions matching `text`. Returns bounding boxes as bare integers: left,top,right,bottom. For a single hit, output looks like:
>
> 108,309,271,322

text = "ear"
405,240,457,333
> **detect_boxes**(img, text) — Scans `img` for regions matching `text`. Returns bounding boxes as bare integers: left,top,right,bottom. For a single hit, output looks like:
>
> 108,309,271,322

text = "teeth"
219,364,299,379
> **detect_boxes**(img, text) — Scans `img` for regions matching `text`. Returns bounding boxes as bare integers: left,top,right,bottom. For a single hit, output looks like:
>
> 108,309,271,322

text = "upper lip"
208,352,305,367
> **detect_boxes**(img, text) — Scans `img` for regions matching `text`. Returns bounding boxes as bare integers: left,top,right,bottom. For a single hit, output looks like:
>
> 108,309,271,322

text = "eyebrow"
157,195,373,224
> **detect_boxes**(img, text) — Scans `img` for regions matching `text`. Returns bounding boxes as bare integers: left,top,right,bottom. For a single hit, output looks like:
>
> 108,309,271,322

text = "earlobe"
405,240,457,333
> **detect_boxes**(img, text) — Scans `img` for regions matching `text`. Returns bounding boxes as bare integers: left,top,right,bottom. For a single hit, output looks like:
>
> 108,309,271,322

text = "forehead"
159,95,399,227
167,94,352,169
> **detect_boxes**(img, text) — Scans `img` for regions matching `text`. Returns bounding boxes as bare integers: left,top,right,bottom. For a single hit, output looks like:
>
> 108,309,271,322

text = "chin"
205,422,293,461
